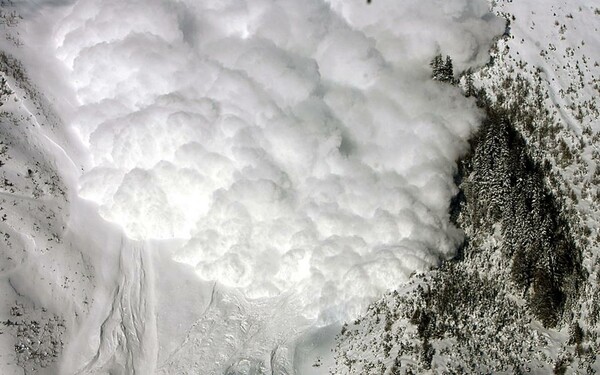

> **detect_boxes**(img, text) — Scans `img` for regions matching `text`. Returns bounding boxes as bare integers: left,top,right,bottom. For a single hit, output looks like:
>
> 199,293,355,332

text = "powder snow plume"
15,0,503,371
23,0,504,321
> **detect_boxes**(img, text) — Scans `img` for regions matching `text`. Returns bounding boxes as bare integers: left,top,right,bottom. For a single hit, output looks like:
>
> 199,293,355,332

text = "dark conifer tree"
430,54,455,84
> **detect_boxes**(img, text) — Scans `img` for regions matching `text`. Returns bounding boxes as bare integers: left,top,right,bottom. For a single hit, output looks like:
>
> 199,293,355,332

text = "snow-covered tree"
430,54,455,84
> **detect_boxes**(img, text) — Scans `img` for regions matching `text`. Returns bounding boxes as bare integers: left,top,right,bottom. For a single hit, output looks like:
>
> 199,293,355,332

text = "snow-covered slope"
332,0,600,373
0,46,86,374
0,48,154,374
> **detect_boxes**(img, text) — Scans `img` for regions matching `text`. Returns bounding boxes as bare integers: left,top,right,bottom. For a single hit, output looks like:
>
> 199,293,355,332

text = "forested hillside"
333,1,600,373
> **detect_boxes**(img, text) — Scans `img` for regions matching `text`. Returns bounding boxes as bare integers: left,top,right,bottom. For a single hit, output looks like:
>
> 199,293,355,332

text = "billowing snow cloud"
39,0,503,322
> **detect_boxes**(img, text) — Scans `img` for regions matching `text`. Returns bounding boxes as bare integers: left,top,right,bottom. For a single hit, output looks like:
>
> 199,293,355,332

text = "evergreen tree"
430,54,455,84
463,70,476,97
444,55,454,82
430,54,444,80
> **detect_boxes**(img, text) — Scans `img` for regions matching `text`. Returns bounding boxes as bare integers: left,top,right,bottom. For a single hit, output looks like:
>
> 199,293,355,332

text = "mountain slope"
332,1,600,373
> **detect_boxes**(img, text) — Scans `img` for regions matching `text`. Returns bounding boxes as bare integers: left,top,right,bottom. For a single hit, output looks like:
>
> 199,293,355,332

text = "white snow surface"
3,0,503,373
